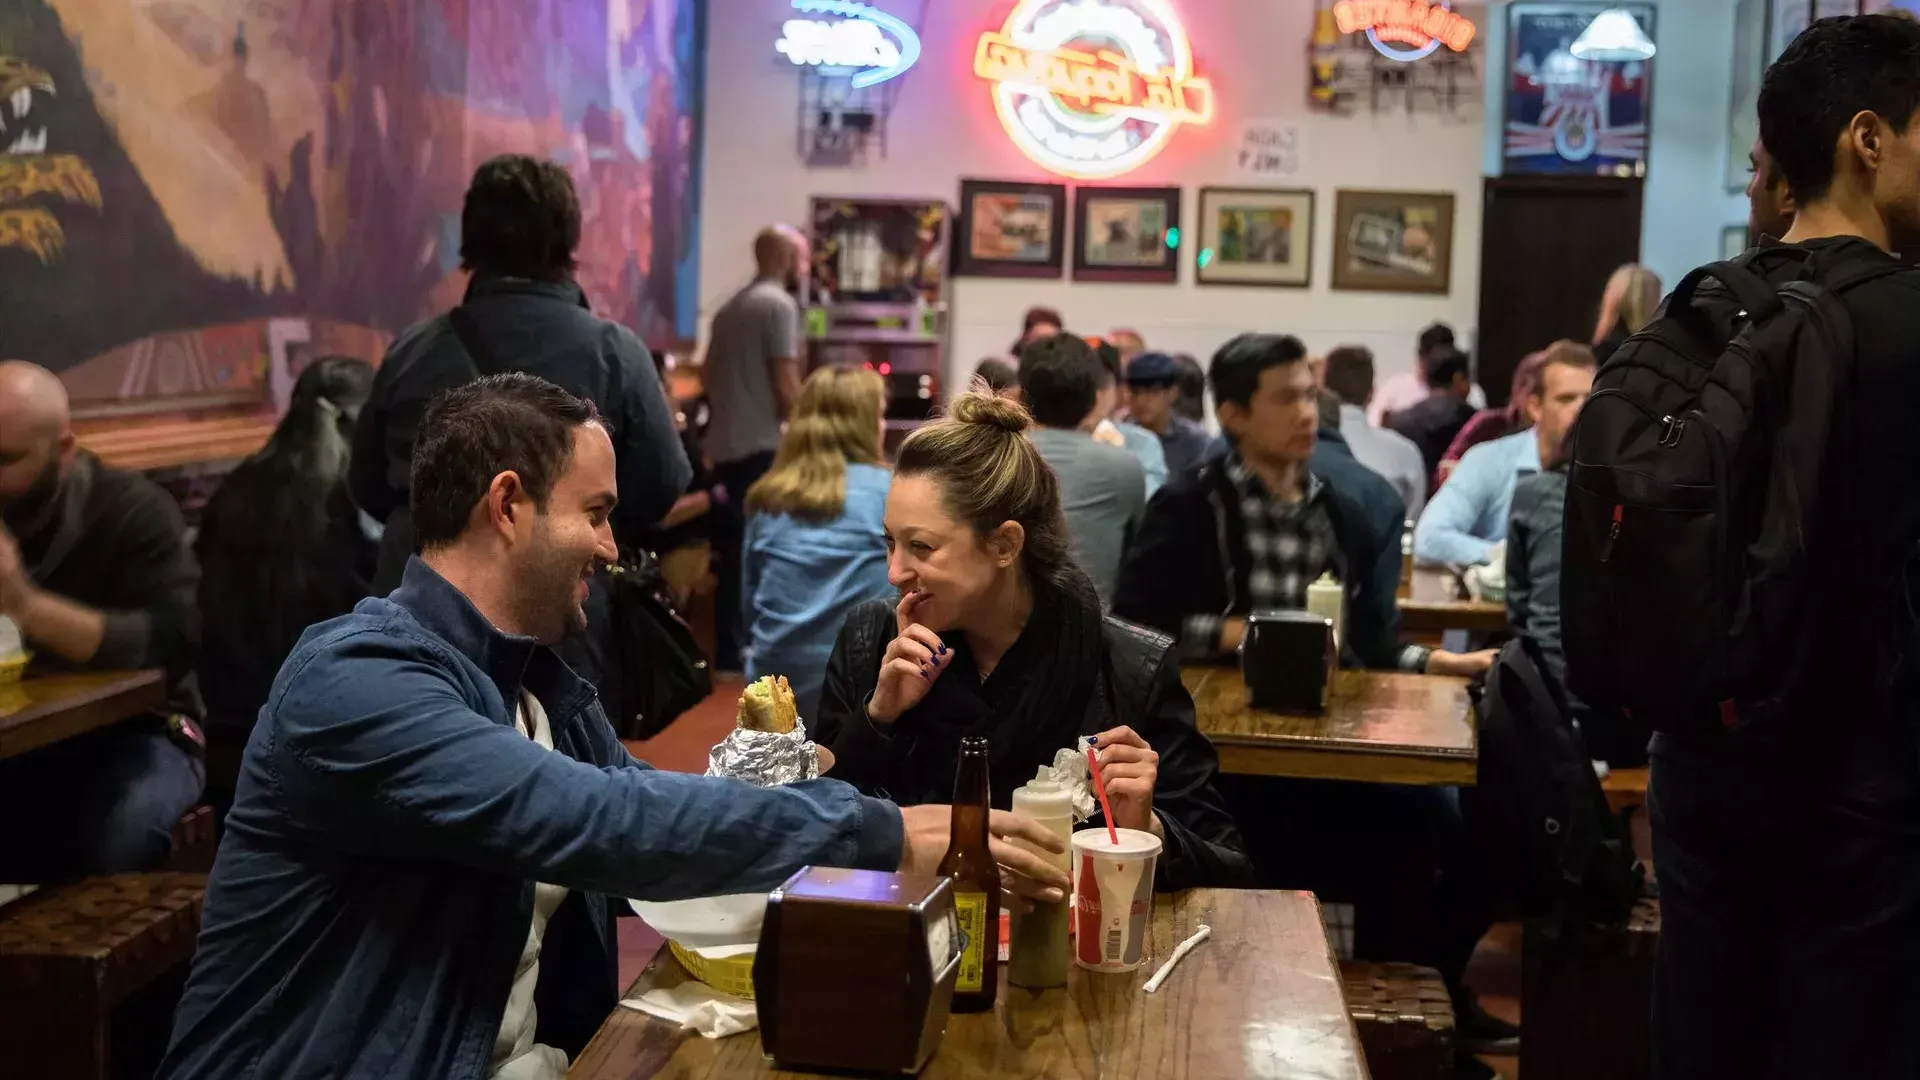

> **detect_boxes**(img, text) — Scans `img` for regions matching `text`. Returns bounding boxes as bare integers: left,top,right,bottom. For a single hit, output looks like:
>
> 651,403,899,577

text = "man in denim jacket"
160,375,1012,1080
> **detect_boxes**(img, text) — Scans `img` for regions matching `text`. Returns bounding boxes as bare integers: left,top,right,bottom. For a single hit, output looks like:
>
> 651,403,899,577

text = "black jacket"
814,601,1253,891
349,275,691,590
1113,429,1411,671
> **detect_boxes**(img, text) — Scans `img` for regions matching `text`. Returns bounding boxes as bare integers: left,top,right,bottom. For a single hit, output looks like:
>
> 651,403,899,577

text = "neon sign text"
774,0,921,89
1333,0,1476,62
974,0,1213,181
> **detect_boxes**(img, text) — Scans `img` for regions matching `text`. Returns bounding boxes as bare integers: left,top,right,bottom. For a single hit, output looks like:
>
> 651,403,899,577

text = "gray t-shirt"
1029,428,1147,606
705,279,800,462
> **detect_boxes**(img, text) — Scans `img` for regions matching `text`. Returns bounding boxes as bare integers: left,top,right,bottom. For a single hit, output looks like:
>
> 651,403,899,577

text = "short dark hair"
1417,323,1456,358
1207,333,1309,410
459,155,582,281
1322,346,1375,408
1018,333,1107,428
411,374,602,549
1173,353,1207,421
1021,306,1063,335
1759,14,1920,203
1426,348,1471,389
974,357,1018,392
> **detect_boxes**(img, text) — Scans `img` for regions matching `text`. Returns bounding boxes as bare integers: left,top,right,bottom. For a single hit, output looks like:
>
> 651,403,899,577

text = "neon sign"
1334,0,1476,62
775,0,921,89
974,0,1214,181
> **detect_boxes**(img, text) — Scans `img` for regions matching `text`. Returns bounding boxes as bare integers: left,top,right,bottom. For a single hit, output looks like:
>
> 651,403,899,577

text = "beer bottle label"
953,891,990,993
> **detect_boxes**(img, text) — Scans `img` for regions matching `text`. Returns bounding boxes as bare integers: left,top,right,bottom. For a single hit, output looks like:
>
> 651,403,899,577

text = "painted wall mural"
0,0,705,404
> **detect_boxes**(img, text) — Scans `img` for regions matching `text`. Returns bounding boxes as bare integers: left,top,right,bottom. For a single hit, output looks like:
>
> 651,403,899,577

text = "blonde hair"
894,390,1073,589
1594,264,1664,342
745,367,886,522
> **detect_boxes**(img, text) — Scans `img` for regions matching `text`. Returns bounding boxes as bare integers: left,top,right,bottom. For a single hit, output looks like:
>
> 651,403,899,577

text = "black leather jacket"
814,601,1254,890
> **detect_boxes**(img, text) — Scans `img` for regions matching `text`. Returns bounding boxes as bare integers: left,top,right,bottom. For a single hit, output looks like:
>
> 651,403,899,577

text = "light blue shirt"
1115,419,1169,498
742,464,896,714
1413,428,1541,566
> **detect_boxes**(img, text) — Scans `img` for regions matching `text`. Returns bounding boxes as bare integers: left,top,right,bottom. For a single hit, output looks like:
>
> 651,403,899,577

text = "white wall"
700,0,1490,390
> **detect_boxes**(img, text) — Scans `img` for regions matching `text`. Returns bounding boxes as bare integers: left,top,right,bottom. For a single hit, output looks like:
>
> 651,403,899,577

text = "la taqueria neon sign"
1334,0,1477,61
973,0,1214,180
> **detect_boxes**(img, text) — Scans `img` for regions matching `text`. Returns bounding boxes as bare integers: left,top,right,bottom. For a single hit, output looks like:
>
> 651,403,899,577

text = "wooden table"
1183,667,1476,786
0,670,166,762
570,889,1367,1080
1397,598,1507,636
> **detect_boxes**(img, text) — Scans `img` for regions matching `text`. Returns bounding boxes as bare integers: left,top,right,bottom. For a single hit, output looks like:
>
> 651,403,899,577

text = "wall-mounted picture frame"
1722,224,1750,260
1503,3,1656,177
1332,189,1455,294
954,179,1067,278
1072,186,1181,284
1725,0,1766,192
1196,187,1314,288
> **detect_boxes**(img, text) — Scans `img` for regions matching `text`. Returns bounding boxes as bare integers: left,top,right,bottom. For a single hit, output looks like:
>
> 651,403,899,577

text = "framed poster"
1503,4,1655,176
1331,189,1455,294
1196,187,1314,288
953,179,1067,278
1726,0,1766,192
1072,186,1181,284
1722,224,1751,260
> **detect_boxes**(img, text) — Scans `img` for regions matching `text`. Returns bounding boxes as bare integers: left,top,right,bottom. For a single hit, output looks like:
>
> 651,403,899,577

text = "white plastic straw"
1142,924,1212,993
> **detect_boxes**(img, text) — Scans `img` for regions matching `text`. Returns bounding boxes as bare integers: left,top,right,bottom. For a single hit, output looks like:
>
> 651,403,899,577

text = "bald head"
752,225,805,279
0,360,71,439
0,361,76,529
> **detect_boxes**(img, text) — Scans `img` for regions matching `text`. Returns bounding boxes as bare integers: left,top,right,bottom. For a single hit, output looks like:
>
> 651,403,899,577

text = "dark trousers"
0,721,205,882
1218,775,1489,990
713,451,775,671
1650,733,1920,1079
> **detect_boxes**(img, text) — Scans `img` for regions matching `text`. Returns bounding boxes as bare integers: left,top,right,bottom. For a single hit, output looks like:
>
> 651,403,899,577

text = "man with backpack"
1561,16,1920,1076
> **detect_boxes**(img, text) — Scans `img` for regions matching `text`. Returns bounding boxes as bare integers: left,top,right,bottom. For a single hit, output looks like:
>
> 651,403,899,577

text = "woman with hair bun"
813,391,1251,892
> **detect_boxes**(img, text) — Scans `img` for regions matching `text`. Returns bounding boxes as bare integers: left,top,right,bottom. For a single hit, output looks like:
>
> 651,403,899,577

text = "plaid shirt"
1182,453,1429,671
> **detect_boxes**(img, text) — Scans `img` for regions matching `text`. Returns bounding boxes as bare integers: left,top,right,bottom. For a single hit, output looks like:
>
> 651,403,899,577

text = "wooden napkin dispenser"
1242,608,1336,714
754,867,961,1075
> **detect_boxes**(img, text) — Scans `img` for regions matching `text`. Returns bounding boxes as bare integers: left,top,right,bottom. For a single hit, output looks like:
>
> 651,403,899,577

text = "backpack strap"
448,306,506,378
1670,259,1784,320
1816,256,1908,295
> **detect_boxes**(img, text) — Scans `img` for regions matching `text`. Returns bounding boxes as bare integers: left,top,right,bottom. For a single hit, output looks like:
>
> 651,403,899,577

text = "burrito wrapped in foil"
706,719,823,785
705,675,822,785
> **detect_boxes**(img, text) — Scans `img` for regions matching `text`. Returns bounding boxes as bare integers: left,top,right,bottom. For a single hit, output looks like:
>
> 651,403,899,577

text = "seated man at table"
160,375,1064,1080
1111,336,1506,1075
1413,342,1595,569
1112,333,1490,679
0,360,206,882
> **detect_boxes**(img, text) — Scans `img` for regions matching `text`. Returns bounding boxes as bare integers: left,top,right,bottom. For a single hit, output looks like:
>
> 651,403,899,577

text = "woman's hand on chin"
1091,726,1160,834
868,590,948,725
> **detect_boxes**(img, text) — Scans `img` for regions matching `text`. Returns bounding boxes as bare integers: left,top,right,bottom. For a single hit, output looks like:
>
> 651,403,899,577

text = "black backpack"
1465,636,1640,928
1561,249,1905,733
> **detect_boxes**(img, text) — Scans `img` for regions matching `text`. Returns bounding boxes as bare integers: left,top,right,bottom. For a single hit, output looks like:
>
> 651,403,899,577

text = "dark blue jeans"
0,721,205,882
713,451,776,672
1218,776,1488,990
1650,730,1920,1079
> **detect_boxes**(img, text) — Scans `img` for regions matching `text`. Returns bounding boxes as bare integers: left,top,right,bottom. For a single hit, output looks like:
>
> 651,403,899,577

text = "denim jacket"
160,559,903,1080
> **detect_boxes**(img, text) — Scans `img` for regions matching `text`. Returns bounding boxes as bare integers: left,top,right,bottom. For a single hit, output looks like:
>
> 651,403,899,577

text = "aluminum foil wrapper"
1043,741,1099,822
706,719,821,786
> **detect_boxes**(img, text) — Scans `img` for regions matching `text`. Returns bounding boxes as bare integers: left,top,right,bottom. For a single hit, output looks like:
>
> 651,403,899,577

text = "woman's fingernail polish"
937,644,947,655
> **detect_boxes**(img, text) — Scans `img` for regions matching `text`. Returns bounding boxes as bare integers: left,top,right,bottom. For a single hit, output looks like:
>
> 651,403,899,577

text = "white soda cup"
1070,828,1161,972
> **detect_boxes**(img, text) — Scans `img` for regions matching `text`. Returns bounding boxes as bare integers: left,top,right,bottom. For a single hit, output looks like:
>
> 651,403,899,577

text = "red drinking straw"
1087,746,1120,845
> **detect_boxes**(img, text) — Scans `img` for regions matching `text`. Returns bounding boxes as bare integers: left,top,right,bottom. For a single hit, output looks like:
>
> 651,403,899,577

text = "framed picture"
1072,186,1181,284
1196,188,1314,288
1726,0,1765,192
954,179,1066,278
1503,4,1656,176
1722,224,1750,260
1331,190,1455,295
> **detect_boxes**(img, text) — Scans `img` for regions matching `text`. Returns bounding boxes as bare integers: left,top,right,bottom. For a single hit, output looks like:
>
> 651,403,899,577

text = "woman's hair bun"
946,388,1033,435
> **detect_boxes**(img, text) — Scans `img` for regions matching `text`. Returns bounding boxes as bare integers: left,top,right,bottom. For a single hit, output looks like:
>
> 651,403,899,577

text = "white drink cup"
1070,828,1161,972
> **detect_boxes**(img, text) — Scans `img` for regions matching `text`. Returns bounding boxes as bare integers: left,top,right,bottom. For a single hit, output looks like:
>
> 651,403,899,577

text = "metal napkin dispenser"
1241,608,1336,714
754,867,961,1075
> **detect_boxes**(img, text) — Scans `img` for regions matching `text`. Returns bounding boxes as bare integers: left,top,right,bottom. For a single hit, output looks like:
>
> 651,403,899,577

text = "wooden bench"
76,411,276,475
1603,766,1650,814
0,872,208,1080
1521,897,1660,1080
1340,960,1456,1080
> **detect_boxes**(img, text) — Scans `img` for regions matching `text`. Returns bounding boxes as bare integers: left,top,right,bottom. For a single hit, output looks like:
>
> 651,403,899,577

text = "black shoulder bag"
448,308,711,738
